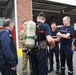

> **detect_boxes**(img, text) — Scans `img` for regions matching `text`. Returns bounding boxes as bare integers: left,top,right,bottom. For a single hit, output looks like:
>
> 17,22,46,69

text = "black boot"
59,70,65,75
58,67,65,75
56,69,60,74
56,65,60,74
48,68,53,73
68,72,73,75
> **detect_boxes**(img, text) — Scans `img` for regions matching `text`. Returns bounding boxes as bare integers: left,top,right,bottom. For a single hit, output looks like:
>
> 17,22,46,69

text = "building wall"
17,0,32,47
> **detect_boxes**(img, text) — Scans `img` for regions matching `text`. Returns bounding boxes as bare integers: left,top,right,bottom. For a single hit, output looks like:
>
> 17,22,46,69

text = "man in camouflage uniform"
19,20,32,75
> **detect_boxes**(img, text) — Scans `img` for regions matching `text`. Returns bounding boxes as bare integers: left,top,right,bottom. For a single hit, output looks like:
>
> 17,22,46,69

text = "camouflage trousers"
22,53,32,75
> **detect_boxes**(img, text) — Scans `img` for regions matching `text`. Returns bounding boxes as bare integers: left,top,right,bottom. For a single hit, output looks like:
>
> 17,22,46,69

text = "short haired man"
30,12,55,75
57,16,74,75
48,22,60,74
0,18,18,75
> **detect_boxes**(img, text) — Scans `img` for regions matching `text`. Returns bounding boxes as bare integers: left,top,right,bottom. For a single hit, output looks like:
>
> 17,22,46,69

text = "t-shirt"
51,30,59,45
36,22,51,41
59,26,74,44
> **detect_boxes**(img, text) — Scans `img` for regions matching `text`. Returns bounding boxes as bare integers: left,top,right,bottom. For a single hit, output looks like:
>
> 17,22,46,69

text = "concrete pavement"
0,52,76,75
17,52,76,75
48,52,76,75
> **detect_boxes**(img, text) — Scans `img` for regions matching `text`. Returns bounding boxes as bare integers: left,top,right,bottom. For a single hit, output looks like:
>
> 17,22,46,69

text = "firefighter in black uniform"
48,22,60,74
57,16,74,75
31,12,55,75
0,19,18,75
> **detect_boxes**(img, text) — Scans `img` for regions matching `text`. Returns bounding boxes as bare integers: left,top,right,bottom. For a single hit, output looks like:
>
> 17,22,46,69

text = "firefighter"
48,22,60,74
57,16,74,75
30,12,55,75
0,18,18,75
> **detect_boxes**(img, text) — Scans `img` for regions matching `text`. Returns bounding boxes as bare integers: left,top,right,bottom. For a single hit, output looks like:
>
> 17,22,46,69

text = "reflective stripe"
26,36,35,39
38,30,44,33
61,67,65,69
52,36,57,38
68,70,74,73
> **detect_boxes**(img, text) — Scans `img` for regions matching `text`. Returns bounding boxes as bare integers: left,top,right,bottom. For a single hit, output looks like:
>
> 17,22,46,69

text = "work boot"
48,68,53,73
68,72,73,75
56,69,60,74
56,65,60,74
59,71,65,75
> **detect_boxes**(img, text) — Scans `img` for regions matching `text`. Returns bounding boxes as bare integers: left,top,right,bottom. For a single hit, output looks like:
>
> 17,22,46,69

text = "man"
30,12,55,75
48,22,60,74
57,16,74,75
0,18,18,75
19,20,32,75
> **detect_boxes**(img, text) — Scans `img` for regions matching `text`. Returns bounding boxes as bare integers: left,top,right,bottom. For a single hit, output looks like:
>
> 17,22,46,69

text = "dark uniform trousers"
60,44,74,75
0,65,17,75
31,49,47,75
49,45,59,70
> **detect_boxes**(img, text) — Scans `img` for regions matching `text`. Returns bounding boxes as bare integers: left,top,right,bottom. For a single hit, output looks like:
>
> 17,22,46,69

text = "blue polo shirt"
59,26,74,44
51,30,59,45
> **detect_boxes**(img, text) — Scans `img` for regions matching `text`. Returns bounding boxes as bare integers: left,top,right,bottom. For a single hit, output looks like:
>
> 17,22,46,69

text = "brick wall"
17,0,32,47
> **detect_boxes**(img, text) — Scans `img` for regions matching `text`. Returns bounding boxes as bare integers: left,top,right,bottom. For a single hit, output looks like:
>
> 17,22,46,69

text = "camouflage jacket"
19,30,26,50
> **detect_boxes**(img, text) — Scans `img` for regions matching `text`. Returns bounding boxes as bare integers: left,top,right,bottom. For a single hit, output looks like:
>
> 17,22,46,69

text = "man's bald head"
63,16,70,22
63,16,70,26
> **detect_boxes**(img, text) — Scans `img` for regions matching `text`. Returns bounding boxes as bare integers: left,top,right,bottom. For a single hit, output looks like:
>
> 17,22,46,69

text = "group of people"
20,12,76,75
0,11,76,75
48,16,75,75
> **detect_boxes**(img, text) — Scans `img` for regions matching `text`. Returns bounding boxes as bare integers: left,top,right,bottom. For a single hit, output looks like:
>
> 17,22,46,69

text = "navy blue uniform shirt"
59,26,74,44
36,22,51,41
51,30,59,45
0,28,18,67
